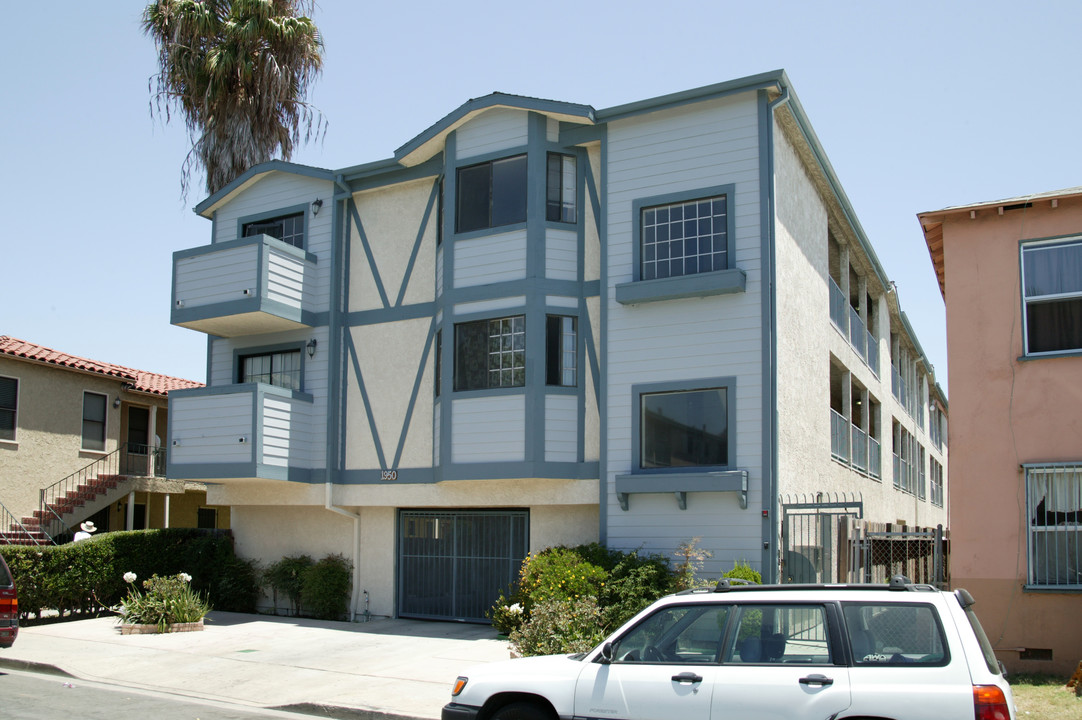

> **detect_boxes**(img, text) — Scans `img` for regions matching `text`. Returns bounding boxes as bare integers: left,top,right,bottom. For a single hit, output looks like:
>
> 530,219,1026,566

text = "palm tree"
143,0,324,197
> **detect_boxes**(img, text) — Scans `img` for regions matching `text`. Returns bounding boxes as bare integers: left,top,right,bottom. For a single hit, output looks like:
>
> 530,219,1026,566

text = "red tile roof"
0,336,202,396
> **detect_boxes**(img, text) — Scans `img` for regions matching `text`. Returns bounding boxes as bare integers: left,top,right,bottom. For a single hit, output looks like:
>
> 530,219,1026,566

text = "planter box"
120,619,204,635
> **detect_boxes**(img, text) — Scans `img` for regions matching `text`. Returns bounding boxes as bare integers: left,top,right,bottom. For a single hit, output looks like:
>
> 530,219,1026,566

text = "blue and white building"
168,70,948,621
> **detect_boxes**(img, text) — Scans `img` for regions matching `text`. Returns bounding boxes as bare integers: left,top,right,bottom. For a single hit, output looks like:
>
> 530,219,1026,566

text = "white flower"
179,572,192,583
123,572,137,584
507,603,523,614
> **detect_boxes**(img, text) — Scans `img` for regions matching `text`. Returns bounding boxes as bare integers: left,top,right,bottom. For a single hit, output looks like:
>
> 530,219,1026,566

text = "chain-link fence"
846,520,949,586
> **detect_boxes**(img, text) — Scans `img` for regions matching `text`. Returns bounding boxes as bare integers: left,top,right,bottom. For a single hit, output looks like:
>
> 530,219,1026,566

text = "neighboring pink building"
919,187,1082,676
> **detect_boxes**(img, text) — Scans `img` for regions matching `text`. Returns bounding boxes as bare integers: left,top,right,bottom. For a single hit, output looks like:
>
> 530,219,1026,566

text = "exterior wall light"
306,338,318,358
312,198,323,215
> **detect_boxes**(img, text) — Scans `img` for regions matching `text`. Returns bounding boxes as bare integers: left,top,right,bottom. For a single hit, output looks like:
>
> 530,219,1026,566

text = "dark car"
0,553,17,648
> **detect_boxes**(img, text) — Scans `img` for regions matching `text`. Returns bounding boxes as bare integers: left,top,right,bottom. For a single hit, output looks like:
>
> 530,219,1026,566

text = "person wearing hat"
73,520,97,542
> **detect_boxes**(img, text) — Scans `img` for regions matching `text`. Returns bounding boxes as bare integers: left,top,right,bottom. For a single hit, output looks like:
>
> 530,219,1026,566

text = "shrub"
263,554,313,616
509,596,606,657
673,537,714,591
487,590,525,636
723,561,762,585
517,547,606,615
214,556,262,613
300,554,352,621
597,551,673,631
118,571,211,632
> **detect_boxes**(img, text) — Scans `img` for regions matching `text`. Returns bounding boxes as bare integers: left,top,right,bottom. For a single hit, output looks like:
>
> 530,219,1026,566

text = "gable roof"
0,336,203,396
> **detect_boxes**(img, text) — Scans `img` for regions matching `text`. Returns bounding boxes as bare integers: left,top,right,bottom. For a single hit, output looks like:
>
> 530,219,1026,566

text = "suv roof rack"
709,574,939,593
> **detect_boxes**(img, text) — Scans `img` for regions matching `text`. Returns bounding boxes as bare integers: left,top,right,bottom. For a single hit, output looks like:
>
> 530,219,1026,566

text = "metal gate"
781,493,863,584
397,509,528,623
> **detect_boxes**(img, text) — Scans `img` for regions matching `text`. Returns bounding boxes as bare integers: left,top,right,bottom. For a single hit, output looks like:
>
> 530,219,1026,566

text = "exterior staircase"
0,443,161,545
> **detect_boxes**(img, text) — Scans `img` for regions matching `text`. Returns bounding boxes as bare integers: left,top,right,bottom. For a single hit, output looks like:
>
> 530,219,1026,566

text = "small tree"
263,554,312,616
673,537,714,591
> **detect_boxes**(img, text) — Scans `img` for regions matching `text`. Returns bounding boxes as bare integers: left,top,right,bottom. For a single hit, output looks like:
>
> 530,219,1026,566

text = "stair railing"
1,500,52,546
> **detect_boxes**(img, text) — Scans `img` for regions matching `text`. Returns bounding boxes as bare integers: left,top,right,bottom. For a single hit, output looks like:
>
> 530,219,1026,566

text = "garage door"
398,509,528,622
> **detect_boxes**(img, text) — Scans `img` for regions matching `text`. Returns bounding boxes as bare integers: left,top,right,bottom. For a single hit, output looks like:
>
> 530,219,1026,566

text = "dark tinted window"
842,602,949,666
456,155,527,233
641,388,727,468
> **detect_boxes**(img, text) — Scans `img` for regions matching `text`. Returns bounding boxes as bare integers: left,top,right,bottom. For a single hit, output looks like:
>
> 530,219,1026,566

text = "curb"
271,703,428,720
0,656,75,678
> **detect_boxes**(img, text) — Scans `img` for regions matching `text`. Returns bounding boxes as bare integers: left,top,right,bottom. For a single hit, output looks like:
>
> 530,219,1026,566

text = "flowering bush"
118,572,211,632
509,596,606,657
488,592,525,635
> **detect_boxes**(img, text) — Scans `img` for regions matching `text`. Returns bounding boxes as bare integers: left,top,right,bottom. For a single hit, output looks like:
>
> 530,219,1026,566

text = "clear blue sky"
4,0,1080,392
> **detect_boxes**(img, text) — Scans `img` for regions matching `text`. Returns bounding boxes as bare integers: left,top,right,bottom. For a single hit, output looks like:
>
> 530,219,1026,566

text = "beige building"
0,336,225,543
919,187,1082,676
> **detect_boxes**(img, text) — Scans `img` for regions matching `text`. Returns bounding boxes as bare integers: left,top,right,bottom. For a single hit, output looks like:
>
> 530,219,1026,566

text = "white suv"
442,577,1014,720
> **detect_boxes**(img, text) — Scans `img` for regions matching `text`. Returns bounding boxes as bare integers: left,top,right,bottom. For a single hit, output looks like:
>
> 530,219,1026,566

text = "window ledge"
615,268,746,305
614,470,747,510
1023,584,1082,594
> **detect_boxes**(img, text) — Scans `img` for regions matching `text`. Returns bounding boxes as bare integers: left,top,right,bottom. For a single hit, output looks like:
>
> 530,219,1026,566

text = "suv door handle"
799,674,834,687
672,672,703,684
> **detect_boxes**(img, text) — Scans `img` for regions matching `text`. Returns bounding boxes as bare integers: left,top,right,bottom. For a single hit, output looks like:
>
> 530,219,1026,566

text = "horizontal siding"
451,395,525,463
454,296,526,317
175,246,259,307
264,249,305,308
170,393,254,464
603,93,766,569
261,394,316,468
546,229,577,281
545,394,577,462
455,108,528,160
211,172,333,313
454,231,527,287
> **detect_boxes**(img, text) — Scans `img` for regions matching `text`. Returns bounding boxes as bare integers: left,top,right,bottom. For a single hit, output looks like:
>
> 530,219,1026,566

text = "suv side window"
842,602,949,666
611,604,729,664
724,604,833,665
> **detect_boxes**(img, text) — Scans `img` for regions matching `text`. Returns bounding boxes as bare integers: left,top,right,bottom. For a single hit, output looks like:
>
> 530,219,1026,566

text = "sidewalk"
0,611,511,719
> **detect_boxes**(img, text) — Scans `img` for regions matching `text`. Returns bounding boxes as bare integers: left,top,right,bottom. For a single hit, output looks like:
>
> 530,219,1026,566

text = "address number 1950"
381,470,398,481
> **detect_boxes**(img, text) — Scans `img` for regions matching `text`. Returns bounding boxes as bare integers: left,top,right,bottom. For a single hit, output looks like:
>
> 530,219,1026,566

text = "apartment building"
167,70,946,621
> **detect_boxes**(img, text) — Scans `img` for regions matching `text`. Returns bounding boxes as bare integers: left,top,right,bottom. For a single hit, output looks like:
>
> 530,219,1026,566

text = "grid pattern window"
239,349,301,391
243,212,305,249
546,153,576,223
0,376,17,442
930,458,944,508
456,155,527,233
1022,238,1082,355
545,315,577,387
82,391,107,452
1026,464,1082,587
641,387,727,469
641,195,727,281
454,316,525,391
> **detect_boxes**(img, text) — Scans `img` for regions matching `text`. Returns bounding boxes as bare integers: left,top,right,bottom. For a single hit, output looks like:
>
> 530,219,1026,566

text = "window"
197,507,218,530
641,387,727,469
456,155,527,233
728,605,832,665
545,315,576,387
82,391,107,451
1025,464,1082,587
0,376,17,442
243,212,305,249
546,153,576,223
641,195,728,281
930,458,944,507
611,604,730,664
842,603,948,666
453,316,525,391
1022,238,1082,355
239,349,301,390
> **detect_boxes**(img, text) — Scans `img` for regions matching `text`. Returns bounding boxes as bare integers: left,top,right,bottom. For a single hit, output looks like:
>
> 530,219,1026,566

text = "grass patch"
1010,674,1080,720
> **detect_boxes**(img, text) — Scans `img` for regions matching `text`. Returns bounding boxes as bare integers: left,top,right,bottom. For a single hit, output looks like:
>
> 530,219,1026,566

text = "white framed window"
641,194,728,281
453,315,525,391
82,391,107,452
0,375,17,442
1021,237,1082,355
1025,463,1082,587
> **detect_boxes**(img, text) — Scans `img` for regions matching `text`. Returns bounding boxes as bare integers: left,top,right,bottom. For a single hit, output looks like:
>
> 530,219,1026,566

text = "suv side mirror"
597,642,614,665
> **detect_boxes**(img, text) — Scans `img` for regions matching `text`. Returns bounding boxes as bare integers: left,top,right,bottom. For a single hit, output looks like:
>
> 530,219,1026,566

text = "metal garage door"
398,509,528,623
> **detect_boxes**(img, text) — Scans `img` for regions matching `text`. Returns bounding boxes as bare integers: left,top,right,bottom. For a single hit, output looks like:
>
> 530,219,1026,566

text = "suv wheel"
491,701,553,720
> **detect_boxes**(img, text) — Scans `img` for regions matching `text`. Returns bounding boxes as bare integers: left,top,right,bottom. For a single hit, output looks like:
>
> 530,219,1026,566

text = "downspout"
324,174,363,622
763,82,790,583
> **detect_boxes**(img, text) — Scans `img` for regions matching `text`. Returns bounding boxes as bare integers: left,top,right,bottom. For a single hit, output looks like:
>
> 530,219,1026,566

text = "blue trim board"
195,160,336,217
395,179,440,308
326,186,346,487
390,316,439,470
349,203,392,310
597,125,609,545
615,269,746,305
345,329,388,470
174,233,319,265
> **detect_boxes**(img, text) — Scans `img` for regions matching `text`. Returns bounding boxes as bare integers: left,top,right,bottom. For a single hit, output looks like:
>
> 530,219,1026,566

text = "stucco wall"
940,195,1082,674
0,357,167,520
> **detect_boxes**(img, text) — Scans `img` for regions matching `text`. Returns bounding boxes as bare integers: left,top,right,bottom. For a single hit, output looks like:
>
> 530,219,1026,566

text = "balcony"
831,409,881,480
829,278,878,376
167,383,316,483
172,235,318,337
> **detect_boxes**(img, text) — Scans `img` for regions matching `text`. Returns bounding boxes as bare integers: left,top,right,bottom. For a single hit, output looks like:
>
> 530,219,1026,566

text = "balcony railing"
168,383,316,483
829,278,878,375
829,278,847,333
831,409,881,480
866,330,879,378
851,425,868,473
172,235,318,337
830,409,849,462
868,436,881,479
